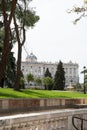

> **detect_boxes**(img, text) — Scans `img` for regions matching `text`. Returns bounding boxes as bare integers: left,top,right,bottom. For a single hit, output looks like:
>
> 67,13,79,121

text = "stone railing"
0,108,87,130
0,98,87,115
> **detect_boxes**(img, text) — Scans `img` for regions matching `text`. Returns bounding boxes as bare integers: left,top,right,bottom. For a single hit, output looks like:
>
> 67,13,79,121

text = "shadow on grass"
0,89,52,98
0,90,25,98
22,90,49,98
0,88,79,98
0,93,21,98
22,90,71,98
0,89,47,98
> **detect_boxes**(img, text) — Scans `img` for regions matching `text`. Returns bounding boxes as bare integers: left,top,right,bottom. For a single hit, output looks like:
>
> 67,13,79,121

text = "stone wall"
0,98,87,114
0,108,87,130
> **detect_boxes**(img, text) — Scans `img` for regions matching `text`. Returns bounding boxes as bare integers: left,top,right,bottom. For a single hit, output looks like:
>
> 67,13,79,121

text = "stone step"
73,104,87,108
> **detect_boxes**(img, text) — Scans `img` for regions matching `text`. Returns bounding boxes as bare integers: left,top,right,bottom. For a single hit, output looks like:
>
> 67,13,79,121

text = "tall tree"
0,0,17,82
53,61,65,90
0,0,39,90
13,0,39,90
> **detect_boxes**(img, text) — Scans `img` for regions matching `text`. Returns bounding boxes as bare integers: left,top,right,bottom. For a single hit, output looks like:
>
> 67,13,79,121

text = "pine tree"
53,61,65,90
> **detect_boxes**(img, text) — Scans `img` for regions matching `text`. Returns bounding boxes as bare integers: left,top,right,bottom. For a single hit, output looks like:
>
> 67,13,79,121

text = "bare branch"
67,5,87,24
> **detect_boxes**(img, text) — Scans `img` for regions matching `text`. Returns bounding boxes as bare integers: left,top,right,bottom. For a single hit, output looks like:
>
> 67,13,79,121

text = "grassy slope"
0,88,87,98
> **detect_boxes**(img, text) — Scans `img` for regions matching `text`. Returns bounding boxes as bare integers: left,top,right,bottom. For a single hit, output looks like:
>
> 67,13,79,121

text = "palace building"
21,52,79,86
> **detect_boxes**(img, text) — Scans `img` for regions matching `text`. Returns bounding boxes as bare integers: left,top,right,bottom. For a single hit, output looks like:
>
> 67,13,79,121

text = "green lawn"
0,88,87,98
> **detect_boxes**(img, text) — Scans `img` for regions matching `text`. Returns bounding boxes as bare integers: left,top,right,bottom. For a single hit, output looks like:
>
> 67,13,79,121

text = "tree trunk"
14,44,22,90
13,13,25,90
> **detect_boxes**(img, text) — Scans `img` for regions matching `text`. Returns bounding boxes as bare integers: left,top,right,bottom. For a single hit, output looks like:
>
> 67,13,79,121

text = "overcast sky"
14,0,87,82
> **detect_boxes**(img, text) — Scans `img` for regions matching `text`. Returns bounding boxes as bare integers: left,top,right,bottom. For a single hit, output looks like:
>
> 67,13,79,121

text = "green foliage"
0,1,17,87
0,30,16,88
15,0,40,28
0,21,3,28
16,9,39,28
44,68,52,78
20,77,24,84
26,73,34,85
43,76,53,90
14,0,39,90
73,83,82,91
20,77,25,89
0,0,12,15
0,0,40,90
53,60,65,90
35,77,42,86
4,52,16,88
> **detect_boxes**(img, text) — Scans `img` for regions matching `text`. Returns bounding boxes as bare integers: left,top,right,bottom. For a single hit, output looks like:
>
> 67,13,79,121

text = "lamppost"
83,66,86,94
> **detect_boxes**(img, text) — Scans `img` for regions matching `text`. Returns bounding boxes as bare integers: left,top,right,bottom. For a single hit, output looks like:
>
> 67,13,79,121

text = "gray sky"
14,0,87,82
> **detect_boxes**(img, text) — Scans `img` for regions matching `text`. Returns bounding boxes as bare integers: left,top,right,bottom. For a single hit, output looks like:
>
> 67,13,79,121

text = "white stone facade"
21,53,79,86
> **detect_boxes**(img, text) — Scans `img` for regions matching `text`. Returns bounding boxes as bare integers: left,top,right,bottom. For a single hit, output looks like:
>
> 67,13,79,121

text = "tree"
74,83,82,91
0,51,16,88
0,22,16,88
35,77,42,86
44,68,52,78
43,76,53,90
0,0,39,90
20,77,25,89
13,0,39,90
53,60,65,90
26,73,34,86
44,68,53,90
0,0,17,82
4,52,16,88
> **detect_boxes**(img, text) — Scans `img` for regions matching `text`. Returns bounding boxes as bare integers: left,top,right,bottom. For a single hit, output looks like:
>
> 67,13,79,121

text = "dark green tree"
0,24,16,88
0,43,16,88
4,52,16,88
44,68,52,78
0,0,39,90
53,60,65,90
0,0,17,82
